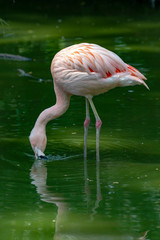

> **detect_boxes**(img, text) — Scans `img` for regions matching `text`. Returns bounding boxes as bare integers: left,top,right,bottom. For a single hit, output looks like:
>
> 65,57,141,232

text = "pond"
0,3,160,239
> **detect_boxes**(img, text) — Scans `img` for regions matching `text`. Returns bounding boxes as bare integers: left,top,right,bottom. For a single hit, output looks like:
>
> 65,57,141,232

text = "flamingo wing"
58,43,128,78
52,43,148,95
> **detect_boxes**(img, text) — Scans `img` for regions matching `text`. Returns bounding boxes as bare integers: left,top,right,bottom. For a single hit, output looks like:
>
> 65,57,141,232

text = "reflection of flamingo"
30,156,102,240
29,43,148,159
30,160,68,239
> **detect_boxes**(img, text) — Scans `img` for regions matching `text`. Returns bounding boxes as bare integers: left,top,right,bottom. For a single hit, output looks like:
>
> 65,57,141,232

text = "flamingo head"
29,128,47,159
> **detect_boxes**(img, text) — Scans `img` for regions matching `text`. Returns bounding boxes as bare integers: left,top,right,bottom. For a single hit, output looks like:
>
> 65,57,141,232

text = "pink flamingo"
29,43,148,159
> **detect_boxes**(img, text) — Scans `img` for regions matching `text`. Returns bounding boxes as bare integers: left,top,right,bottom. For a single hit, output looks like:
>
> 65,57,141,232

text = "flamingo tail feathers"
102,71,149,90
118,73,149,90
127,64,147,80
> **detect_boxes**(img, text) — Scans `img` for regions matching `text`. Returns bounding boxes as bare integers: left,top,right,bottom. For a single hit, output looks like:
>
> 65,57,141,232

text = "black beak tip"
39,155,48,160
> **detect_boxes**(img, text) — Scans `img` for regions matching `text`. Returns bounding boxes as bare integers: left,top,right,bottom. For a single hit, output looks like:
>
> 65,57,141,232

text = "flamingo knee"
96,119,102,129
84,118,90,128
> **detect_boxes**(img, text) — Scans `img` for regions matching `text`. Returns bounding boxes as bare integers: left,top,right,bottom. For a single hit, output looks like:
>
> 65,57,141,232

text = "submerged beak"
34,147,48,160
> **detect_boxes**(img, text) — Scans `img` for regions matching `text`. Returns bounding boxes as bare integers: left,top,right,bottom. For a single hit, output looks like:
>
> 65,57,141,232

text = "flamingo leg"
87,97,102,160
91,159,102,220
84,98,90,158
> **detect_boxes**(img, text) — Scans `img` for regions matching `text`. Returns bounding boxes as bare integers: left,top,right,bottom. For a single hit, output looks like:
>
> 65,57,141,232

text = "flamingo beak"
34,147,48,160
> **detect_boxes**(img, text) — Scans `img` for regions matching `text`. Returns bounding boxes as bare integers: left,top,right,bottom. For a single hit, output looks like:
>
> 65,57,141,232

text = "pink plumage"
51,43,148,96
29,43,148,159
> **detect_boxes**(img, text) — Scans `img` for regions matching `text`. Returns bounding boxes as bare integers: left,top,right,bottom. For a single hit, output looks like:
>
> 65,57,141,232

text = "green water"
0,5,160,240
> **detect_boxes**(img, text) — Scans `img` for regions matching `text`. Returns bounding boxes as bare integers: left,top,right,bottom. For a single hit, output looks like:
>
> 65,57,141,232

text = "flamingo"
29,43,148,159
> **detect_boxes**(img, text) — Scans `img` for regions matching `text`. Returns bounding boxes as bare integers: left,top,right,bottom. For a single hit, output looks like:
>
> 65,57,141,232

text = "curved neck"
34,85,70,129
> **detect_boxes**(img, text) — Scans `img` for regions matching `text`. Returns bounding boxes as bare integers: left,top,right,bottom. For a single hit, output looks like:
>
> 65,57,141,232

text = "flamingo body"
29,43,148,159
51,43,147,97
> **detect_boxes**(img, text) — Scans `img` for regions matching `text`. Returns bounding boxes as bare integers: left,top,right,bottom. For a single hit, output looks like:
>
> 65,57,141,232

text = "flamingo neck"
34,85,70,130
